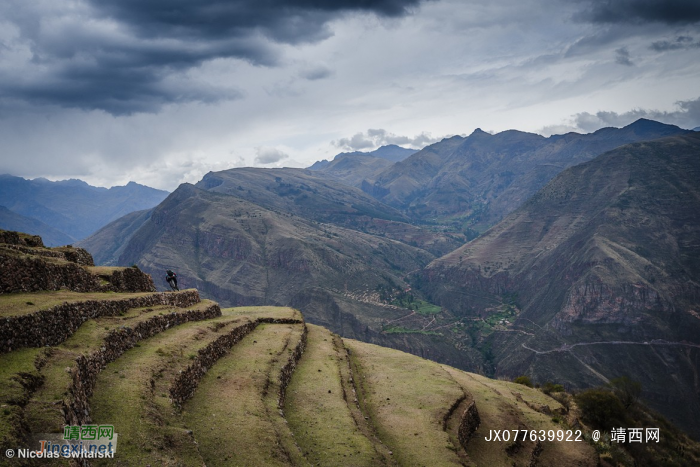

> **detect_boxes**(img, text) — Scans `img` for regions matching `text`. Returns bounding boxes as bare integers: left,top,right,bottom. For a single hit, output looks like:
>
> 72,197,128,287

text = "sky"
0,0,699,191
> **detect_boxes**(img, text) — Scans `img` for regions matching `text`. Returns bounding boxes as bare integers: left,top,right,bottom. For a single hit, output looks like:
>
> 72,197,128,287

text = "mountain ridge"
418,132,700,438
0,174,169,241
362,119,689,232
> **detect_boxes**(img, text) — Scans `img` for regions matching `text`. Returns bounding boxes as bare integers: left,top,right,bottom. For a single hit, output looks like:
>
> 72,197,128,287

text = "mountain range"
0,205,74,247
78,119,700,438
79,171,476,369
0,175,168,244
361,119,688,232
309,144,418,188
420,132,700,437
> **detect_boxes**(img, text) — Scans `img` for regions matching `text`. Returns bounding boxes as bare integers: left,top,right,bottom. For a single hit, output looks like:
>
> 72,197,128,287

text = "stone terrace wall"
0,290,201,353
277,322,308,410
170,317,305,409
170,318,307,407
0,230,44,247
2,244,94,266
63,301,222,426
98,267,156,293
170,320,258,408
0,254,155,294
442,394,467,430
0,253,101,294
458,401,481,449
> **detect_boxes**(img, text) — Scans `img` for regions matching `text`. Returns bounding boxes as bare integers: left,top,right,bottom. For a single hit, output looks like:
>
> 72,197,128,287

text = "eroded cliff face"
552,280,668,332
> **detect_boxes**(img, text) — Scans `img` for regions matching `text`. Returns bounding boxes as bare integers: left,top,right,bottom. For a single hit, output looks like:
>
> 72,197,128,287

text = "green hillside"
5,231,700,466
0,231,612,466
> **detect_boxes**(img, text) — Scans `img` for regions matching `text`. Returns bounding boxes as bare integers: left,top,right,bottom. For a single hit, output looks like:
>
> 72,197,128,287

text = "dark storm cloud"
615,47,634,65
299,65,334,81
573,96,700,132
1,0,423,115
90,0,422,42
650,35,700,51
575,0,700,25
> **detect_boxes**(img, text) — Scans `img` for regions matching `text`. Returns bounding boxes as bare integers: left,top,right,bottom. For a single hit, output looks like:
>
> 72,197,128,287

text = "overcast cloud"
0,0,699,189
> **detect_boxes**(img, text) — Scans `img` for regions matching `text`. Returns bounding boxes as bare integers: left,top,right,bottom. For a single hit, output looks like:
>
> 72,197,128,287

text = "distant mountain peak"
0,174,169,241
308,144,417,170
624,118,681,132
470,128,489,136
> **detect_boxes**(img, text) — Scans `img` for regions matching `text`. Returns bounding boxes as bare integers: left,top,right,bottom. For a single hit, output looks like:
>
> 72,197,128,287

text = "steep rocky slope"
308,144,418,188
82,181,474,370
192,167,464,256
419,133,700,438
363,119,689,231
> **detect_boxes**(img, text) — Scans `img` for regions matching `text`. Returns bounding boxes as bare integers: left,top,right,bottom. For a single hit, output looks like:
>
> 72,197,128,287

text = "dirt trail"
522,339,700,355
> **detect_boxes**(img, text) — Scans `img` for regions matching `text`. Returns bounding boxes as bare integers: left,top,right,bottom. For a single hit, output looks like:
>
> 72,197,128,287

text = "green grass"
23,301,216,436
285,325,378,466
0,348,44,449
390,297,442,315
344,338,464,466
0,290,165,318
90,315,248,466
414,300,442,315
384,325,441,336
442,367,598,467
182,323,303,466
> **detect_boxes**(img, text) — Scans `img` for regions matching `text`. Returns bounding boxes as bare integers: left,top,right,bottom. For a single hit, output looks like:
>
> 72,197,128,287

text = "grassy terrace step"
0,289,201,352
89,313,255,466
285,324,379,466
20,299,220,439
344,339,466,467
442,368,598,467
0,348,44,452
0,291,189,319
183,321,306,466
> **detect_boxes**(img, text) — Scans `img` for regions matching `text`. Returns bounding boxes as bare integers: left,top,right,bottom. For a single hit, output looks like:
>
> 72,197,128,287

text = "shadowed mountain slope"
0,175,168,241
310,153,395,188
310,144,416,171
363,119,689,231
0,206,73,247
419,133,700,438
83,180,474,369
77,209,152,266
193,167,463,255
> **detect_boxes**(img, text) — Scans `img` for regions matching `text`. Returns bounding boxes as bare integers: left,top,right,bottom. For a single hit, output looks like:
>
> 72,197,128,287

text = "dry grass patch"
22,301,216,435
222,306,302,321
89,316,246,466
182,323,300,467
85,266,123,275
343,338,464,466
286,325,378,466
0,290,160,318
443,368,597,467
